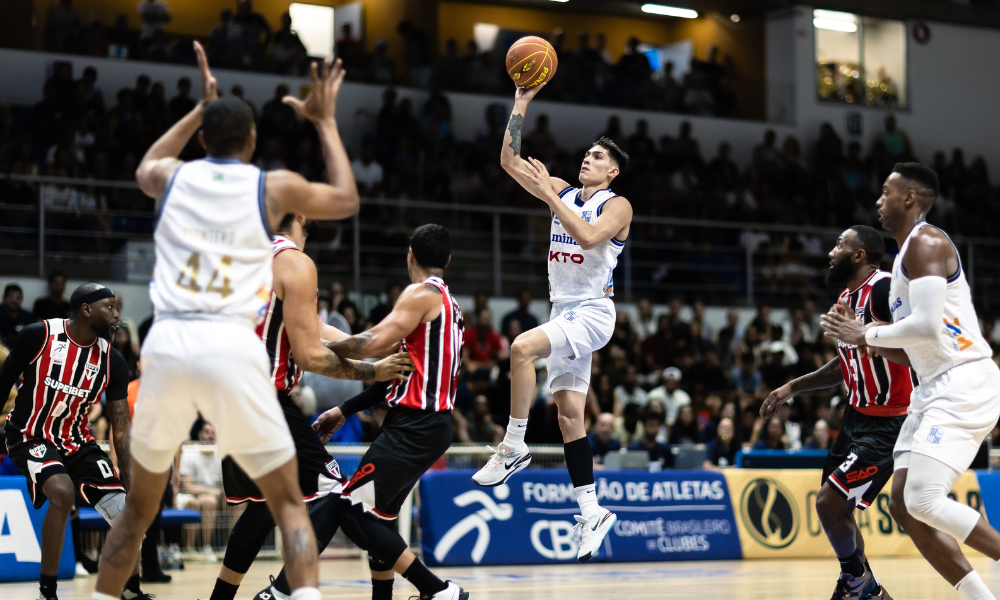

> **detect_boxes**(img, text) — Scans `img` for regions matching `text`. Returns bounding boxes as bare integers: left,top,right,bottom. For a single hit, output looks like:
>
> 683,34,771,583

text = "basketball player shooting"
823,163,1000,600
93,44,363,600
472,80,633,562
761,225,914,600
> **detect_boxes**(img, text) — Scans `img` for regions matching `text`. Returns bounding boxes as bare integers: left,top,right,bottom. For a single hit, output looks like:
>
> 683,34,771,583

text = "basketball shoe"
420,580,470,600
471,442,531,487
573,507,617,562
829,567,878,600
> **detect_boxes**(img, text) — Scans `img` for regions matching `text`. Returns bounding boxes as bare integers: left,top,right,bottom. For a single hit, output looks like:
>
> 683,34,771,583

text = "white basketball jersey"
548,187,625,303
150,158,274,327
889,222,991,381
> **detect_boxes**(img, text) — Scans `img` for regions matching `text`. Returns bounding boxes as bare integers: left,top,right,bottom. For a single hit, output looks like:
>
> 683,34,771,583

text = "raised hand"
283,58,346,124
519,156,554,201
515,79,548,103
193,41,217,105
374,352,414,382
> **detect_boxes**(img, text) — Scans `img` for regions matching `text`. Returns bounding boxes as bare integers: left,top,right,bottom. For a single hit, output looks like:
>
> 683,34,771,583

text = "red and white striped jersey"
6,319,123,454
386,276,464,412
255,235,304,393
836,270,917,417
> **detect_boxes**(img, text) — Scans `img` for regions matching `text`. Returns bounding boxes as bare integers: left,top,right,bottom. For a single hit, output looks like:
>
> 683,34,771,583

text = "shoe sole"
472,453,532,487
458,591,470,600
578,512,617,563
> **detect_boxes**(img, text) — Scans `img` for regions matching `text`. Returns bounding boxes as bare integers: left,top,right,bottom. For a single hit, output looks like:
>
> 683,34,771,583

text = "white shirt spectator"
647,386,690,426
613,385,648,412
179,448,221,488
351,157,383,192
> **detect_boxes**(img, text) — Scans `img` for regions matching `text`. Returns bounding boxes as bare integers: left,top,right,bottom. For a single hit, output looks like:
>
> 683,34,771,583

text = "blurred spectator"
613,402,643,446
137,0,171,43
335,23,366,74
878,115,912,162
628,412,673,468
112,324,139,380
177,422,222,561
207,9,233,65
260,84,298,137
668,405,700,445
502,289,539,338
615,37,652,108
168,77,196,123
732,353,762,407
634,298,657,339
32,270,71,320
1,284,33,346
588,413,620,464
704,417,738,468
647,367,690,426
461,395,503,444
613,366,648,415
463,308,505,374
351,141,384,196
752,416,790,450
803,419,833,450
114,292,140,354
270,12,307,75
641,315,677,375
45,0,82,52
367,39,396,85
397,20,431,88
231,0,271,69
368,281,401,325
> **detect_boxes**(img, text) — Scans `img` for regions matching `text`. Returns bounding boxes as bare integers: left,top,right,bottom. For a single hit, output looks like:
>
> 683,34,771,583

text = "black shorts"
222,391,344,504
343,406,452,520
6,431,125,509
822,405,906,510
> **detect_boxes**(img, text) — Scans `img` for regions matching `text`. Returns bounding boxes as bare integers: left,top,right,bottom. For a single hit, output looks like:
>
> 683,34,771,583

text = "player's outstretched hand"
283,58,346,124
193,41,218,105
313,406,346,443
760,382,793,418
374,352,414,382
515,79,548,103
519,157,553,202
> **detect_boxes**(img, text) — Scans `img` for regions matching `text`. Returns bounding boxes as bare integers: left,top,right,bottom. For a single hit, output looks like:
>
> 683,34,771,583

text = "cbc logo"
739,478,798,549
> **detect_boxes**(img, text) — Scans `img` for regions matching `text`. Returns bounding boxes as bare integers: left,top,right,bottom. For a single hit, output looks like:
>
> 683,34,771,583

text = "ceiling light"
730,14,740,22
814,18,857,32
548,0,569,2
641,4,698,18
813,9,856,22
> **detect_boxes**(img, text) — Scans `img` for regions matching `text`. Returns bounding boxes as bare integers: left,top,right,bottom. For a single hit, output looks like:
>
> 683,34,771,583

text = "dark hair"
3,284,22,298
892,162,940,199
202,96,254,157
593,136,629,177
848,225,885,265
641,411,663,425
277,213,296,234
47,270,66,283
410,224,451,269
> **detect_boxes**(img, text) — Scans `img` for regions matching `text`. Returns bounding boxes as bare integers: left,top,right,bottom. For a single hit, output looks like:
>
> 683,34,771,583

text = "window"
814,10,906,108
289,3,335,59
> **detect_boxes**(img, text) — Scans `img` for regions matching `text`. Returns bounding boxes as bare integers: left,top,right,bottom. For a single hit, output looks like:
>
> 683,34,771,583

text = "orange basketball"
505,36,558,88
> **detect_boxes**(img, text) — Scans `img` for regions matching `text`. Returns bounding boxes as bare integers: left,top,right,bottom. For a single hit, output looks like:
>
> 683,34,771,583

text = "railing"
4,174,1000,307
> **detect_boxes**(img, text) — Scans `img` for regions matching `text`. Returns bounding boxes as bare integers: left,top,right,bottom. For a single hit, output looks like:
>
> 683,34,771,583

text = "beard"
98,322,117,342
825,255,854,288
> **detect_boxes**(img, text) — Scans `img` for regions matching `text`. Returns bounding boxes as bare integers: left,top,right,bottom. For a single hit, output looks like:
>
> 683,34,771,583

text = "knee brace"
551,373,588,394
368,552,394,572
903,456,981,542
340,506,407,567
95,492,127,525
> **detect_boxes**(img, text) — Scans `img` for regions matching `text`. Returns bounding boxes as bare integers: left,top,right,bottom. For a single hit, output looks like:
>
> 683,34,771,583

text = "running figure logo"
433,484,514,564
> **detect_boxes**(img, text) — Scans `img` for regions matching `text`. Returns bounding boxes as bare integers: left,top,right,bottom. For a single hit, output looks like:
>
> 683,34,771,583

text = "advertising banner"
723,469,985,559
420,469,741,566
0,477,75,582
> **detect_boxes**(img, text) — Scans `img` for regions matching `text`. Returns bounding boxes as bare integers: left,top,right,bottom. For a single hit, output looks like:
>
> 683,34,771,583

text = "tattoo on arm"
790,359,843,394
507,113,524,156
106,400,132,489
320,351,376,380
328,332,375,359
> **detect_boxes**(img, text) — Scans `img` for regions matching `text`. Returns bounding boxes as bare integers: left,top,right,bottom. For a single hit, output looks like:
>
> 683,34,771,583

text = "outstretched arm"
760,359,841,418
499,83,568,198
265,59,359,227
136,41,217,201
328,284,438,359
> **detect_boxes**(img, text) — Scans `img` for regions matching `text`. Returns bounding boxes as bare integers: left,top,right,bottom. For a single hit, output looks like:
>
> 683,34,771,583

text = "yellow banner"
723,469,986,559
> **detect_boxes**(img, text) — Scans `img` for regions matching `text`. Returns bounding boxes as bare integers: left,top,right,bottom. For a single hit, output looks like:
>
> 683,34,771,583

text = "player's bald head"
891,162,940,212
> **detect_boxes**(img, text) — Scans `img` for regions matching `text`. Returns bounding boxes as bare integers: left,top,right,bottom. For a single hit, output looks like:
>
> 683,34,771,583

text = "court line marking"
526,505,729,514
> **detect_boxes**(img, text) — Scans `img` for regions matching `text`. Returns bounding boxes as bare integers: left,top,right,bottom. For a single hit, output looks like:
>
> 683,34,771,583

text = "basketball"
505,36,558,88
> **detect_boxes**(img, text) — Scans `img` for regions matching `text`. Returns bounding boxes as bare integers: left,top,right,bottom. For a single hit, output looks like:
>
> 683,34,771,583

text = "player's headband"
70,287,115,311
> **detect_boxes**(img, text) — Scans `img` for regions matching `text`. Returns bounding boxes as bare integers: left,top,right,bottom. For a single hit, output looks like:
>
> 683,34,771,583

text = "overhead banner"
722,469,985,559
420,470,742,566
0,477,75,581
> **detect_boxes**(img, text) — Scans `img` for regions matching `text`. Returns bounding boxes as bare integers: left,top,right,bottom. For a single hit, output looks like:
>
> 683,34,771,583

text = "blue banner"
420,469,741,566
0,476,75,581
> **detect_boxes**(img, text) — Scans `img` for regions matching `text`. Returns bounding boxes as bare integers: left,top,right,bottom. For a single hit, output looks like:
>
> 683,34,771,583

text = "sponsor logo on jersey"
51,341,68,365
855,306,865,319
890,297,902,313
564,311,577,322
28,445,46,459
83,362,100,381
581,210,593,223
927,427,943,444
844,465,878,484
549,251,584,264
43,377,92,399
551,233,579,246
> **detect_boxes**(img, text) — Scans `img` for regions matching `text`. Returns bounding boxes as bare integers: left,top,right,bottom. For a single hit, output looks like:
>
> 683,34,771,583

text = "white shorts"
541,298,615,394
894,358,1000,473
132,318,294,479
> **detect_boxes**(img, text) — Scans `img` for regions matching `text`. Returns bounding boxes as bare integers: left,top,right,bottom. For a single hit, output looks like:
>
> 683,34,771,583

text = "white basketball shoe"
574,507,617,562
471,442,531,487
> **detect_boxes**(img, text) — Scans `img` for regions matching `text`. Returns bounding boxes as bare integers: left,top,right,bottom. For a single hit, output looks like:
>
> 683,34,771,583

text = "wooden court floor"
5,555,1000,599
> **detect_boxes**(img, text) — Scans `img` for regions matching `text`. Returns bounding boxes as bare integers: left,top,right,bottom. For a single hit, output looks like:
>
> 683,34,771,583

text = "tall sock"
210,579,240,600
122,574,143,600
503,417,528,449
274,571,291,596
371,578,394,600
564,437,599,520
864,559,880,587
289,588,321,600
956,571,997,600
40,573,57,599
402,558,447,597
575,484,599,521
837,549,864,578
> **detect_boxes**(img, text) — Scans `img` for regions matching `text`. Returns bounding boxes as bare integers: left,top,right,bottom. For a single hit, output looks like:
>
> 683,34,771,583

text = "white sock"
503,417,529,449
576,483,600,520
93,593,118,600
272,587,292,600
956,571,996,600
289,588,321,600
